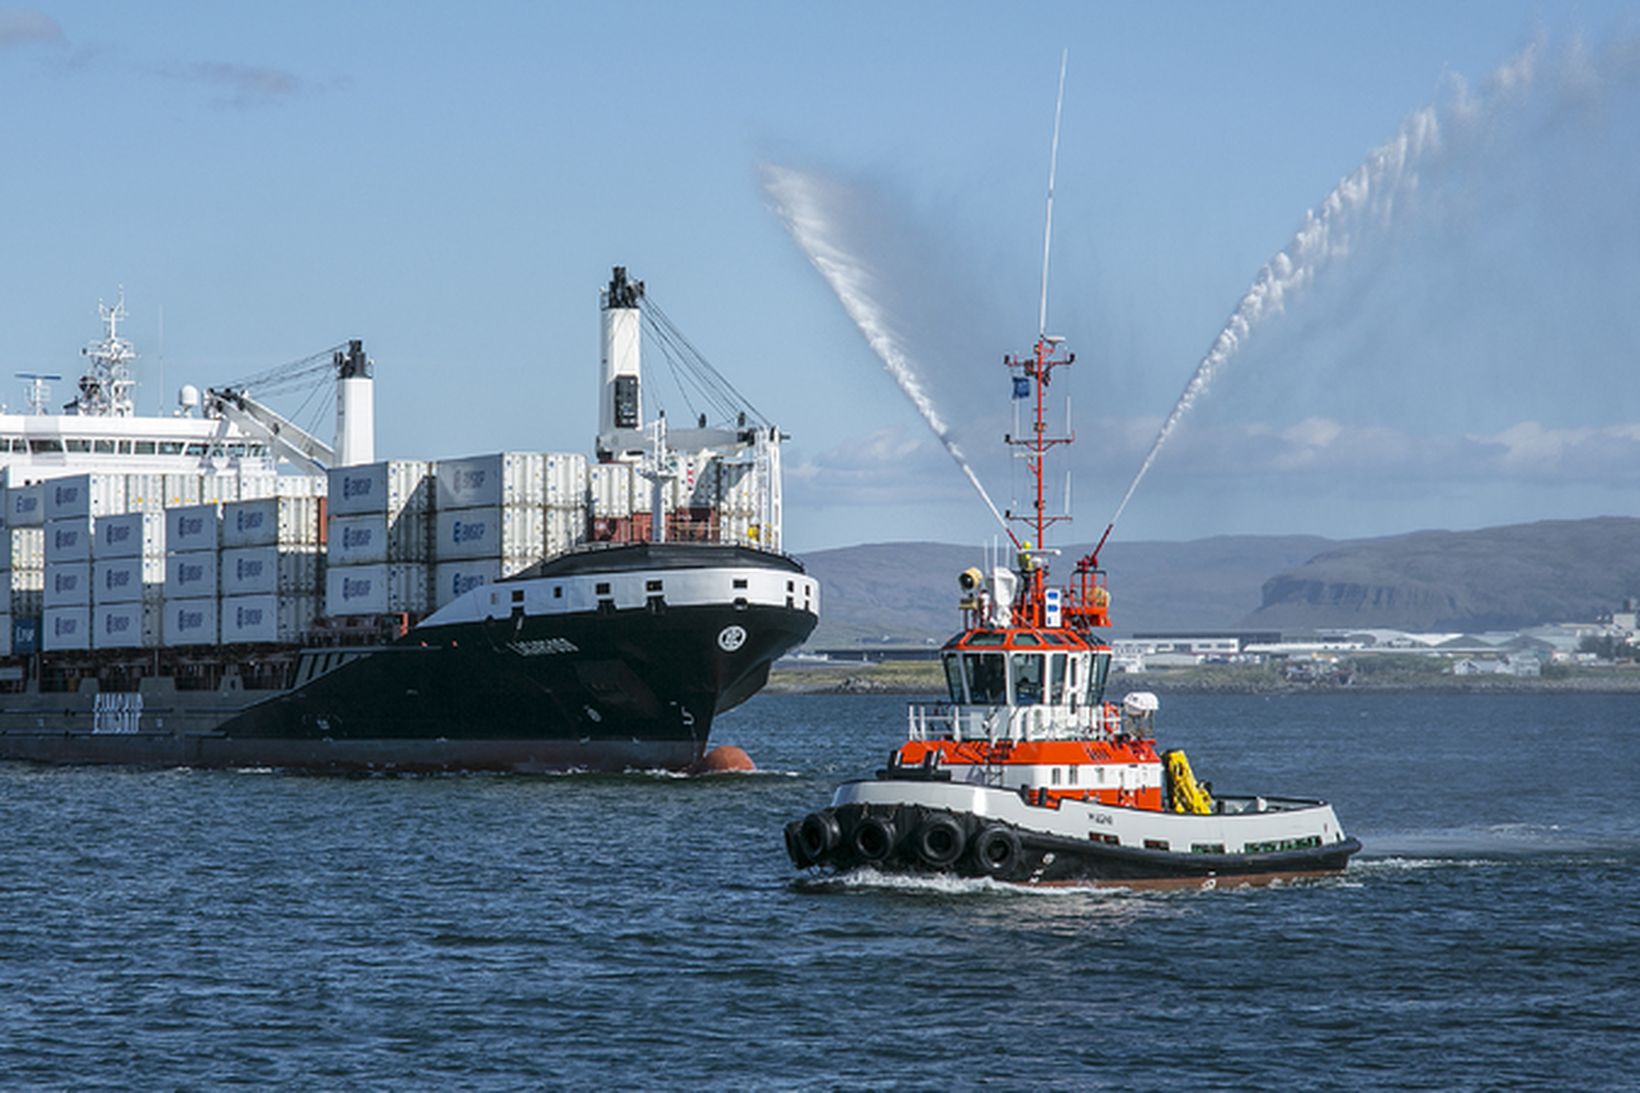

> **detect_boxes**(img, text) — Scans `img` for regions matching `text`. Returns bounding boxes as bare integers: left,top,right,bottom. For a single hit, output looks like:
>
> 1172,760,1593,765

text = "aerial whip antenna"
1039,48,1067,339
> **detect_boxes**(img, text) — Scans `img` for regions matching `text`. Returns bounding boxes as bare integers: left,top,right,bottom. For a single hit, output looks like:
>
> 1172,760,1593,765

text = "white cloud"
0,7,63,48
159,61,304,108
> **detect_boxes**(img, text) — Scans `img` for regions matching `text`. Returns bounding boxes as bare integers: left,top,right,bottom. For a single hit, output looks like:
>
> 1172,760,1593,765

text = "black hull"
0,545,817,772
786,803,1362,888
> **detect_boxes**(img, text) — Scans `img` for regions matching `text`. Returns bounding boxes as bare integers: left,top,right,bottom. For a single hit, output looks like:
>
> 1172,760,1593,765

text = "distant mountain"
1244,517,1640,631
797,535,1333,646
794,517,1640,646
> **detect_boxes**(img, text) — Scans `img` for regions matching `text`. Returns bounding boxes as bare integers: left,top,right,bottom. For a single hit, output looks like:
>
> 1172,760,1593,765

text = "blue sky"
2,2,1637,552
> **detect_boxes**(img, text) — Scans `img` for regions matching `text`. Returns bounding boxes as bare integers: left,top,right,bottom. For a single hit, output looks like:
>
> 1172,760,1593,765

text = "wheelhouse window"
1011,653,1044,705
134,441,156,454
942,655,965,703
66,439,90,452
1088,650,1112,705
158,441,183,455
93,440,115,454
1048,653,1067,705
963,653,1007,705
28,439,64,453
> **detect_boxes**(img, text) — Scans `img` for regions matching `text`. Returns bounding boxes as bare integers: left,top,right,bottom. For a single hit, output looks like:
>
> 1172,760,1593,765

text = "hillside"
1244,517,1640,631
798,535,1333,646
795,517,1640,646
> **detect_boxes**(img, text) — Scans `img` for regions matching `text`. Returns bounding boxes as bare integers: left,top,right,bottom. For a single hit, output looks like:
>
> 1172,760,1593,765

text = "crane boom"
204,386,336,474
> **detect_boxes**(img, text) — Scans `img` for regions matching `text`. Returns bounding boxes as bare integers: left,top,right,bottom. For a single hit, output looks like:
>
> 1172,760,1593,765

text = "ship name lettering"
507,637,579,656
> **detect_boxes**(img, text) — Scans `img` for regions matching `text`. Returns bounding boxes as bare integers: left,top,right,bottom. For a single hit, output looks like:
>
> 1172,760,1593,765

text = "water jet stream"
763,165,1012,539
1101,39,1565,544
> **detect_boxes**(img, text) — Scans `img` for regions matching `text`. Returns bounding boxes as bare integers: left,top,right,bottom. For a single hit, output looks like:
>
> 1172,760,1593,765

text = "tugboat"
783,329,1362,888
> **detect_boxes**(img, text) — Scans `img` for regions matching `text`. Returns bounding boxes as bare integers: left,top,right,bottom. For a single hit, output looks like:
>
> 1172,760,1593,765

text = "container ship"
0,269,818,771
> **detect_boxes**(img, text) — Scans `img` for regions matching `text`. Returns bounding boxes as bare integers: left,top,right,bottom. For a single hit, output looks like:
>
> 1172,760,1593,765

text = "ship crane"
203,386,335,474
204,339,375,473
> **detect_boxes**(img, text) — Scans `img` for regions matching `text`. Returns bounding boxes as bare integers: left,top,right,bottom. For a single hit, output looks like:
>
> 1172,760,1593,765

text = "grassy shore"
767,659,1640,695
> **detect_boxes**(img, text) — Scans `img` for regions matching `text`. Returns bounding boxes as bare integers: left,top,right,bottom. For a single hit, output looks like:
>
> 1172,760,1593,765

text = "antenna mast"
1038,49,1067,339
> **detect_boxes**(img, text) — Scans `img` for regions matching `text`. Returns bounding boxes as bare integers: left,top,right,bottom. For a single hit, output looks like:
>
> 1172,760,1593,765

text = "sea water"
0,691,1634,1089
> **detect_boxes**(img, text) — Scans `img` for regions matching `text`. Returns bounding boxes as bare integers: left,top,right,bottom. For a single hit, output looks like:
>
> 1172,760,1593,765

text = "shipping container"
93,556,165,604
42,605,89,651
200,473,240,505
324,563,429,615
219,546,322,596
2,565,44,592
630,477,678,515
165,550,219,599
44,474,127,520
274,474,327,498
164,473,204,508
434,452,546,510
11,614,39,655
0,527,44,570
545,507,584,556
44,518,92,564
544,452,588,508
432,559,502,608
327,513,428,565
91,511,165,559
44,561,90,607
221,497,322,549
327,460,431,518
92,602,161,649
124,472,167,512
9,587,42,620
164,597,218,646
433,506,545,564
165,503,220,553
588,462,635,518
6,482,44,526
237,474,280,501
220,594,319,644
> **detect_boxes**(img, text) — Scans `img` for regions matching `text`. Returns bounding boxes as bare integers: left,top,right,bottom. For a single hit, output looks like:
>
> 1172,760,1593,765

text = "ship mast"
73,291,138,417
1003,50,1074,630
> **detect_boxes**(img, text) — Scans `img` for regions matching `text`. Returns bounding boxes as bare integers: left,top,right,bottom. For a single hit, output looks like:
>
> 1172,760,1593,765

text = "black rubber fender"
970,825,1022,878
850,813,898,863
784,821,814,868
797,811,841,863
914,814,966,868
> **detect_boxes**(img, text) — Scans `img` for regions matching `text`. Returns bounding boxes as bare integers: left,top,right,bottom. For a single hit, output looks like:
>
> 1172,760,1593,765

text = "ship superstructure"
0,270,816,770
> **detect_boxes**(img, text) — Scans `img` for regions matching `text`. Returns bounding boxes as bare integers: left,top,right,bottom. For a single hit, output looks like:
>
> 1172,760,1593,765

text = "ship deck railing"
907,702,1122,743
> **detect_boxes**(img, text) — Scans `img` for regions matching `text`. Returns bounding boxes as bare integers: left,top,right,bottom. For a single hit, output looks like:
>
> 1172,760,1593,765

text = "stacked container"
41,475,121,652
220,495,323,642
91,511,165,649
164,503,221,646
429,452,586,609
325,460,432,616
1,524,45,622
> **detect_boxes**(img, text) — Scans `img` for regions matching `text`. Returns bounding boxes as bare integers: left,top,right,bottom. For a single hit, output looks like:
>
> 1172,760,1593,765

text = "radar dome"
178,384,200,410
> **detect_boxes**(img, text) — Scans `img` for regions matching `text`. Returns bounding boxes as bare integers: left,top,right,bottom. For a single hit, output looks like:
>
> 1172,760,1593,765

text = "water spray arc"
1092,40,1561,561
763,165,1012,538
